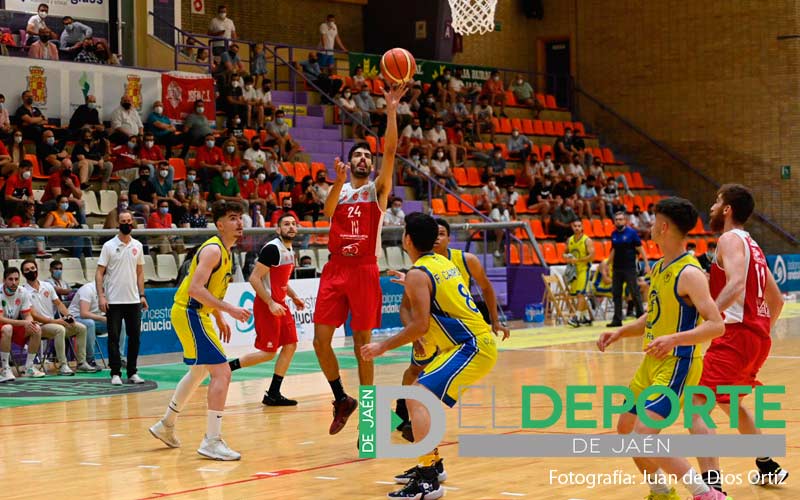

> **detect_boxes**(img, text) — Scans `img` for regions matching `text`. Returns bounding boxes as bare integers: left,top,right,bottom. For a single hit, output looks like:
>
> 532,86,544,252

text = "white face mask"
245,85,252,91
222,171,233,180
39,11,47,19
159,169,169,178
196,107,205,114
145,141,154,149
22,170,31,180
257,173,266,182
154,106,163,114
14,136,22,144
219,12,227,20
231,80,241,88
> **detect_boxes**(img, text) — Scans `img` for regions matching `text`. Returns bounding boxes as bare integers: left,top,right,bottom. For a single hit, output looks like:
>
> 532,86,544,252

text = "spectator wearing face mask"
239,76,263,129
338,88,366,138
257,79,275,126
0,126,17,177
104,193,137,230
266,110,301,161
71,128,112,189
319,14,347,69
43,195,92,258
221,139,242,169
175,168,201,208
507,128,533,161
26,3,50,45
151,160,182,219
15,90,48,141
139,132,167,176
208,4,237,56
110,95,144,145
223,73,247,128
9,201,49,257
430,146,461,195
145,101,178,158
218,43,245,76
251,167,277,214
472,95,496,143
424,118,454,165
194,133,226,188
179,199,209,247
37,129,73,177
60,16,92,60
382,197,405,246
210,165,243,205
509,74,543,118
68,95,104,138
271,197,299,226
353,83,379,131
180,100,213,158
75,38,101,64
697,241,716,273
403,148,428,201
431,68,453,106
147,199,182,255
4,160,34,217
28,27,59,59
400,116,427,158
480,146,514,186
128,166,158,219
111,135,142,188
481,70,507,117
46,260,73,303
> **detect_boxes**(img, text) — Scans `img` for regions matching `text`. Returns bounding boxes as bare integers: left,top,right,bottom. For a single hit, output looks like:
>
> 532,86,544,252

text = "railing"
574,87,798,249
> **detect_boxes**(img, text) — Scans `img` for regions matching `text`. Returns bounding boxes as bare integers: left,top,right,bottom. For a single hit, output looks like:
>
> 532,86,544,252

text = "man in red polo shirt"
194,133,225,189
4,159,33,217
41,162,84,222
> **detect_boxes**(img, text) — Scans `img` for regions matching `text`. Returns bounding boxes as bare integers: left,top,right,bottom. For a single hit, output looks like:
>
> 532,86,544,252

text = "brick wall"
180,0,364,53
454,0,799,252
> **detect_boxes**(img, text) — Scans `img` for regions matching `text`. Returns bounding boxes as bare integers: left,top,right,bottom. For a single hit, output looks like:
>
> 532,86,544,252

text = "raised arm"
374,83,408,206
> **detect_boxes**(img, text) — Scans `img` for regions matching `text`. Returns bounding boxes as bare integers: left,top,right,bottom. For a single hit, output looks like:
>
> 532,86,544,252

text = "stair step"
291,127,341,141
271,90,308,104
294,115,324,128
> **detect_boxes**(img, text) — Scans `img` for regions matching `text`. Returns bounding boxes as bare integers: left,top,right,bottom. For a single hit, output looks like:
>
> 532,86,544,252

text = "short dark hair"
708,241,717,250
50,260,62,270
20,159,32,169
717,183,755,225
21,258,37,271
404,212,438,252
4,267,19,280
654,196,698,235
686,242,696,250
434,217,451,236
275,109,285,117
276,212,297,225
63,16,73,22
218,4,227,12
348,142,371,161
38,3,48,10
211,200,243,223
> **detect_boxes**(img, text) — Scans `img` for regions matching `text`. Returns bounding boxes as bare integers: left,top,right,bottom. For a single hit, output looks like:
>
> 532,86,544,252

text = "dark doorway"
544,40,570,107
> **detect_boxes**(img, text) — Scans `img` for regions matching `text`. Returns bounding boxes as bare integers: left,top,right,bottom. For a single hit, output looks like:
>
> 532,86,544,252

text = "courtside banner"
344,276,404,336
138,287,183,355
5,0,109,21
223,280,345,348
161,71,216,124
767,254,800,293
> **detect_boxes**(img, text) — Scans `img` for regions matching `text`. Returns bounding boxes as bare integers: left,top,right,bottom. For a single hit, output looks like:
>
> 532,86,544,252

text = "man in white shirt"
26,3,50,43
208,4,237,55
0,267,45,382
400,116,427,157
382,197,405,246
110,95,144,145
318,14,347,68
69,281,125,369
21,259,93,375
96,211,147,385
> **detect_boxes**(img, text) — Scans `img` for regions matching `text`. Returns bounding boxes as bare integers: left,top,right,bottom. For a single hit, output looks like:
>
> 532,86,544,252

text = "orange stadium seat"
280,162,295,177
536,94,547,108
27,154,48,180
294,162,311,180
530,219,548,240
633,195,644,210
431,198,448,215
572,122,586,136
466,167,482,187
498,118,512,134
446,194,461,214
592,219,605,239
593,240,607,261
242,129,257,142
582,218,595,238
311,162,327,179
542,243,559,265
524,244,542,265
510,118,523,132
604,240,612,257
505,90,517,106
365,135,378,154
491,117,501,134
555,242,568,264
460,193,477,214
521,119,535,135
453,167,468,186
602,218,615,237
514,195,528,214
632,172,653,189
540,144,553,158
169,157,186,181
509,244,522,265
602,147,620,164
643,195,655,209
543,121,555,136
553,121,564,136
545,95,557,108
646,240,663,259
533,120,545,135
531,144,541,159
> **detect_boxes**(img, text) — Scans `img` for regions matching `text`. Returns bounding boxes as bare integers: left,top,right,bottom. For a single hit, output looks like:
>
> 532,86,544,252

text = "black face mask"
24,97,33,105
282,205,291,211
140,174,150,181
122,102,132,110
191,207,200,214
119,223,133,235
22,270,37,282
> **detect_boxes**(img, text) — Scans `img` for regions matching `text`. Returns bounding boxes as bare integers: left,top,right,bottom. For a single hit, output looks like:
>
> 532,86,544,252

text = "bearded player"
313,82,408,435
690,184,787,494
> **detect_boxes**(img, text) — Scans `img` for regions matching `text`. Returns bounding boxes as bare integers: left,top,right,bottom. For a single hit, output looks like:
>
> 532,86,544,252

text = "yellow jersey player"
565,219,595,327
149,201,251,461
597,197,729,500
362,212,499,500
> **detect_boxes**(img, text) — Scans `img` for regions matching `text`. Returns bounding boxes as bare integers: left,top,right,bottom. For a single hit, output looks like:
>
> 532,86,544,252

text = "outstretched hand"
383,82,409,110
332,157,348,184
388,269,406,286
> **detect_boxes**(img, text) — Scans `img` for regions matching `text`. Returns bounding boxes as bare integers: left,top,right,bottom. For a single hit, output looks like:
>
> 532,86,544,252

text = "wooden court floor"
1,306,798,499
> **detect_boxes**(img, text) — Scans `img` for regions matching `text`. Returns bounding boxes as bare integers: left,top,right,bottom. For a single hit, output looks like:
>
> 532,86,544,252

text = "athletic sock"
329,377,347,401
163,402,180,426
395,399,409,424
25,353,36,369
267,374,284,396
0,352,9,368
228,359,242,371
646,469,671,494
164,367,206,425
681,467,709,496
417,451,438,467
207,410,223,439
702,470,723,492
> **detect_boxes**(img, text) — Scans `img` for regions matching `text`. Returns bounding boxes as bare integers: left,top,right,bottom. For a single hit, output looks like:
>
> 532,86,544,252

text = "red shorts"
253,298,298,352
11,325,29,347
700,323,772,404
313,255,382,331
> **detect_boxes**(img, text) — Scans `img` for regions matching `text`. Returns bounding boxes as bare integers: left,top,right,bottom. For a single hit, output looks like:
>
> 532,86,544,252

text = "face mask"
222,171,233,180
154,106,163,114
436,125,443,131
52,270,63,280
22,171,31,180
66,25,74,32
87,102,96,109
119,201,128,210
231,80,241,88
24,97,33,105
392,206,401,213
128,141,137,150
361,91,369,97
493,76,500,81
494,153,502,159
233,118,241,125
159,169,169,178
145,141,155,149
517,79,523,85
226,146,235,154
140,173,150,181
59,202,69,211
39,11,47,19
344,92,351,98
427,98,435,104
196,107,205,114
23,270,37,281
122,102,132,110
14,136,22,144
257,173,266,181
241,174,250,181
437,152,444,158
187,174,196,182
206,140,215,148
276,118,284,125
219,12,227,19
512,132,519,138
245,85,253,91
45,137,55,146
159,207,169,215
119,223,133,235
283,205,291,211
412,155,420,161
0,103,4,111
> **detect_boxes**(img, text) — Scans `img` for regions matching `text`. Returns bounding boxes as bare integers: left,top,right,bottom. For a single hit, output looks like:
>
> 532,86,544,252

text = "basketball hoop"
448,0,498,36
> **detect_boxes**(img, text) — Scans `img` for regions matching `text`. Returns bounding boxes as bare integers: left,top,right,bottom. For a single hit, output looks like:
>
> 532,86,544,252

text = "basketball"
380,47,417,84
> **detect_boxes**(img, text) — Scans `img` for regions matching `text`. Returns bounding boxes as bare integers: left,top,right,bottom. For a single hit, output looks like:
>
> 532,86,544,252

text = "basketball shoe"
646,488,681,500
149,420,181,448
329,395,357,434
394,459,447,484
197,435,241,461
693,489,732,500
262,393,298,406
753,458,789,485
388,465,443,499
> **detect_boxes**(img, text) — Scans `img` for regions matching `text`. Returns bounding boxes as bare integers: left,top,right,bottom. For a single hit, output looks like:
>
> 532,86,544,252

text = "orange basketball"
380,47,417,85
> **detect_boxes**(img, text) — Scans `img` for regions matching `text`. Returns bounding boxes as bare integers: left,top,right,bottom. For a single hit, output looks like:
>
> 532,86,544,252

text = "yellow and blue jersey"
174,236,233,314
644,252,703,358
567,233,591,295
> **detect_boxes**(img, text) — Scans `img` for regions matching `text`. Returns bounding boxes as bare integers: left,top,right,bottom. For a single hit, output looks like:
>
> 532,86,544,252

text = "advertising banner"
348,52,494,87
138,287,184,355
5,0,110,21
767,254,800,293
161,71,216,124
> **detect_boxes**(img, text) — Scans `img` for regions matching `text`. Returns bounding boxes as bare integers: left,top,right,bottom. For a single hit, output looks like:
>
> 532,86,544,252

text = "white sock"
207,410,223,439
25,353,36,369
646,469,671,494
682,467,710,496
163,366,207,426
0,352,9,368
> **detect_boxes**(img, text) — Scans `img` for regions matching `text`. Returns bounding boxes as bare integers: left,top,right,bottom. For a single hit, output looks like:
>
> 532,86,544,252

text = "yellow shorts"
171,305,227,365
569,267,591,295
628,354,702,418
418,334,497,407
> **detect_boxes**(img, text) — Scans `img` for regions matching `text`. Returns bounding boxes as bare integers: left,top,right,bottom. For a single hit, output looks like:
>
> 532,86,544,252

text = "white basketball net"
448,0,498,36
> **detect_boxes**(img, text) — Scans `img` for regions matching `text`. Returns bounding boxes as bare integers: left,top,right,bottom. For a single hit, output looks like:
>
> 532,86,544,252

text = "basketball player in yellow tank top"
362,213,501,500
597,197,729,500
149,201,251,461
564,219,595,327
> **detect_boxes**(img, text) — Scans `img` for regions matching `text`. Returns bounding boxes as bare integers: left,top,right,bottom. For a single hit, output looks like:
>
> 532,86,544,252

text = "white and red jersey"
328,181,384,260
1,286,32,321
710,229,771,337
257,238,295,303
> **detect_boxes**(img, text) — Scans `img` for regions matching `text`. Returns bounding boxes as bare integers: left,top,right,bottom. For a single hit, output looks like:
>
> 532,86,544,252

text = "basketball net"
448,0,498,36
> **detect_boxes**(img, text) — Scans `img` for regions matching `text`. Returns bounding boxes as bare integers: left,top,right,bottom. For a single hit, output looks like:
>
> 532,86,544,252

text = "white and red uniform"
314,181,384,330
701,229,773,403
254,238,298,352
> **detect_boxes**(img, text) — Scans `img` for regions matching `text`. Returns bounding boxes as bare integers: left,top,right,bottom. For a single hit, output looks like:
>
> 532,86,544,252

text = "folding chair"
541,274,576,325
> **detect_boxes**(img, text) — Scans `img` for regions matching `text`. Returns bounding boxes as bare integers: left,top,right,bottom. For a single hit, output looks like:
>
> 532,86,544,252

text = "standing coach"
607,211,650,327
